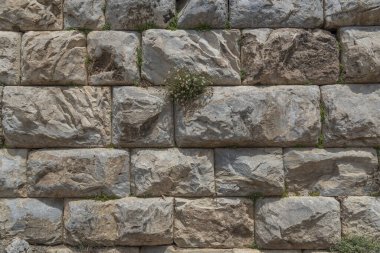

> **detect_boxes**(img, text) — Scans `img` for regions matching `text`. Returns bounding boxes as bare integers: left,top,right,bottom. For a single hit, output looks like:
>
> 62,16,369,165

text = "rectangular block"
3,86,111,148
0,32,21,85
30,246,139,253
142,29,241,85
64,0,106,29
27,149,130,198
141,247,295,253
175,86,321,147
0,149,27,197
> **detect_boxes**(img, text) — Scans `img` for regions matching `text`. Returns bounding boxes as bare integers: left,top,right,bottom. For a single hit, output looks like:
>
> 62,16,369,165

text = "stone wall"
0,0,380,253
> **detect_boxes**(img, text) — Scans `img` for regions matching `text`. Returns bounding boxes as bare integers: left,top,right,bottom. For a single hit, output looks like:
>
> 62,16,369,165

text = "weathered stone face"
241,29,339,85
4,237,29,253
141,247,276,253
105,0,175,30
142,29,241,85
175,86,321,147
64,198,173,246
255,197,341,249
131,148,214,197
174,198,254,248
21,31,87,85
215,148,284,196
3,86,111,148
87,31,140,85
29,246,140,253
27,149,130,198
0,32,21,86
0,198,63,245
64,0,106,29
230,0,323,28
339,27,380,83
112,87,174,147
321,84,380,147
0,0,63,31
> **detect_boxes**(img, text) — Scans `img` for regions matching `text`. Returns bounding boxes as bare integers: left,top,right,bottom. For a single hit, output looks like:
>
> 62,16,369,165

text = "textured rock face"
230,0,323,28
131,149,214,197
215,148,284,196
87,32,140,85
3,86,111,148
176,86,321,147
105,0,175,30
0,0,63,31
64,0,105,29
325,0,380,29
241,29,339,85
29,246,140,253
21,31,87,85
112,87,174,147
177,0,228,29
341,197,380,238
174,198,254,248
27,149,130,198
142,30,240,85
141,248,282,253
64,198,173,246
0,32,21,86
255,197,341,249
4,238,29,253
284,148,379,196
321,84,380,147
339,27,380,83
0,198,63,245
0,149,28,197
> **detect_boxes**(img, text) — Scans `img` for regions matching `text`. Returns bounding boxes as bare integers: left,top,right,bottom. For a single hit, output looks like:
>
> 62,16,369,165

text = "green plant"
338,64,346,84
167,14,178,31
66,27,92,35
102,23,111,30
92,193,119,202
330,235,380,253
317,133,324,148
195,23,212,31
282,184,289,198
225,20,231,29
248,241,260,250
240,69,247,81
84,55,92,66
308,191,320,196
249,192,263,202
137,22,157,32
136,47,143,69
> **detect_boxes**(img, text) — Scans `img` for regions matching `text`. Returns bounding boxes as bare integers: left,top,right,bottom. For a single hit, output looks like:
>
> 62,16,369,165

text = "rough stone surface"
0,198,63,245
28,246,139,253
255,197,341,249
142,29,241,85
105,0,176,30
241,29,339,85
0,0,63,31
177,0,228,29
215,148,284,196
0,149,28,197
339,27,380,83
230,0,323,28
284,148,379,196
64,0,106,29
321,84,380,147
175,86,321,147
21,31,87,85
141,248,295,253
131,148,214,197
174,198,254,248
4,238,29,253
342,197,380,238
87,31,140,85
112,87,174,147
27,149,130,198
0,32,21,86
3,86,111,148
325,0,380,29
64,197,173,246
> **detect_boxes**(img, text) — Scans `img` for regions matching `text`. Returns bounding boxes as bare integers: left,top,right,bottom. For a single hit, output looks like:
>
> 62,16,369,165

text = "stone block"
0,32,21,85
64,0,106,29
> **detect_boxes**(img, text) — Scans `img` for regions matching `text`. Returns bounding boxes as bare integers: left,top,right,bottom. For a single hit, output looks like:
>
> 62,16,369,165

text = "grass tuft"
136,47,143,69
308,191,320,196
167,14,178,31
137,22,157,32
102,23,111,30
195,23,212,31
91,193,119,202
331,235,380,253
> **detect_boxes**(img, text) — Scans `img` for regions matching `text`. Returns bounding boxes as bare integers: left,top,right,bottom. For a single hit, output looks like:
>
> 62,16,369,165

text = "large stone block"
29,246,139,253
112,87,174,147
0,198,63,245
142,29,241,85
27,149,129,198
284,148,379,196
241,29,339,85
21,31,87,85
255,197,341,249
105,0,175,30
141,247,291,253
131,148,214,197
64,197,173,246
64,0,106,29
175,86,321,147
325,0,380,29
230,0,323,28
0,32,21,86
339,27,380,83
174,198,254,248
215,148,284,196
321,84,380,147
3,86,111,148
87,31,140,85
0,0,63,31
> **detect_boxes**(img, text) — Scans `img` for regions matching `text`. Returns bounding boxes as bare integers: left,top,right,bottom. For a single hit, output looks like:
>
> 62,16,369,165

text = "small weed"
240,69,247,81
371,191,380,197
84,55,92,66
66,27,92,35
225,20,231,29
102,23,111,30
92,193,119,202
317,133,324,148
136,47,143,69
320,102,326,124
330,235,380,253
305,80,313,85
195,23,212,31
137,22,157,32
338,64,346,84
282,184,289,198
248,241,260,249
249,192,263,202
308,191,320,196
167,14,178,31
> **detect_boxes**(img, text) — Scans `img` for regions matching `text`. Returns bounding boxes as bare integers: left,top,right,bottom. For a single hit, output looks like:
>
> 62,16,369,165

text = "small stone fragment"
0,32,21,85
5,238,29,253
64,0,106,29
